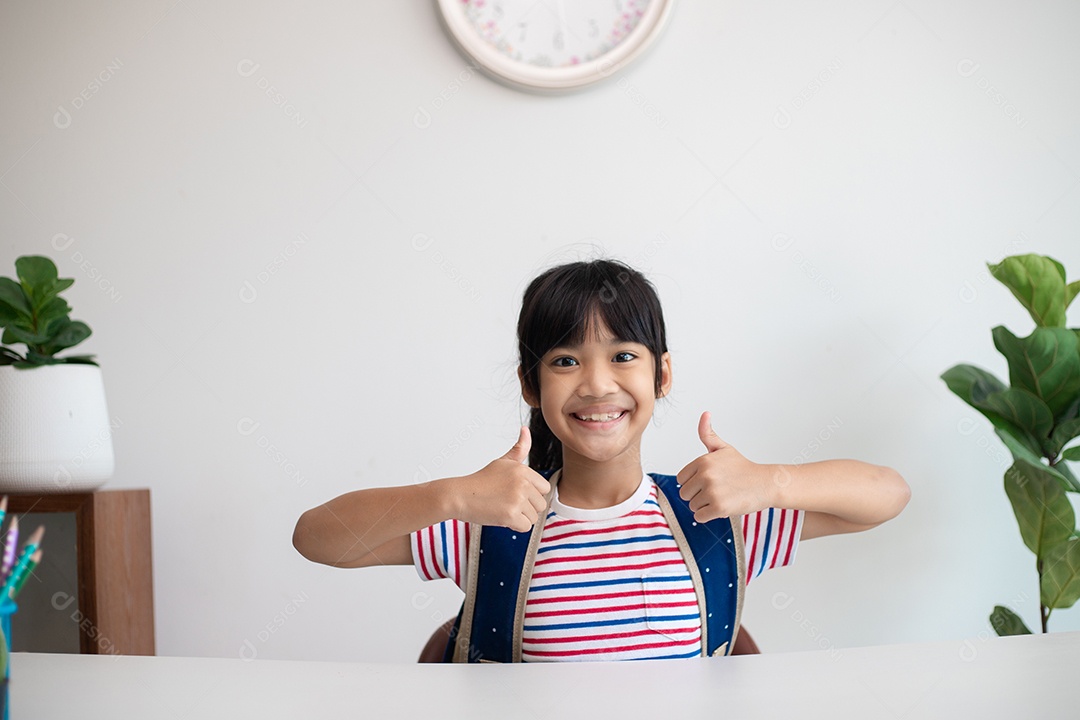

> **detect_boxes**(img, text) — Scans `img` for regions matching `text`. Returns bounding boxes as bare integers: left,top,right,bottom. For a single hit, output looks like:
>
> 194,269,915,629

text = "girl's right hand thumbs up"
450,426,552,533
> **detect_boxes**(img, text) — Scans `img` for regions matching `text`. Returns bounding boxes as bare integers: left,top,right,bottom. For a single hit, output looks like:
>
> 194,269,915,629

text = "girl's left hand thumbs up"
676,411,774,523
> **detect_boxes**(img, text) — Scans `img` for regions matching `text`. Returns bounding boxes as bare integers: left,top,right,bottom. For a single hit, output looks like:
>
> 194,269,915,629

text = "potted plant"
942,253,1080,634
0,256,114,492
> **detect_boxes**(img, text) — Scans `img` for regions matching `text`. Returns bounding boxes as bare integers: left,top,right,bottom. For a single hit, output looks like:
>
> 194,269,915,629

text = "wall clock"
435,0,676,93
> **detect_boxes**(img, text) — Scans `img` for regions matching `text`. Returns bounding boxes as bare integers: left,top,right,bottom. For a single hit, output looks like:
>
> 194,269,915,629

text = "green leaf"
942,365,1043,458
1041,537,1080,609
1004,459,1075,557
1067,279,1080,310
1050,418,1080,460
43,320,91,354
981,387,1055,446
38,295,71,327
1063,446,1080,462
59,354,98,366
994,427,1079,492
989,605,1032,636
1054,461,1080,493
2,325,51,346
15,256,59,301
0,278,32,318
988,254,1068,327
0,347,22,365
991,326,1080,421
994,426,1046,467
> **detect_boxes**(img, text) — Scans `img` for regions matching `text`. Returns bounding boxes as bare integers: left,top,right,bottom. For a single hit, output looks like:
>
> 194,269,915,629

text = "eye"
614,352,636,362
552,356,577,367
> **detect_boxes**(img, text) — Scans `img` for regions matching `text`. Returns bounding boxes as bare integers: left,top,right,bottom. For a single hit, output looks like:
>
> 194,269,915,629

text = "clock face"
461,0,652,69
437,0,674,92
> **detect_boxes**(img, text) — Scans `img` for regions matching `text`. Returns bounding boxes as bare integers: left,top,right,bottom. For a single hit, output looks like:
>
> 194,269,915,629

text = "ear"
517,365,539,408
657,352,673,398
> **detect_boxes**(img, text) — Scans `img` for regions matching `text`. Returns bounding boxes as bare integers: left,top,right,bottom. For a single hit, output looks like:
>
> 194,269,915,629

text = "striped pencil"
9,549,42,600
0,517,17,582
0,525,44,601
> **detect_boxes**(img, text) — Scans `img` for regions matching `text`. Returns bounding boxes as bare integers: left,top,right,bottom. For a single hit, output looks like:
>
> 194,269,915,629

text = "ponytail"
527,406,562,472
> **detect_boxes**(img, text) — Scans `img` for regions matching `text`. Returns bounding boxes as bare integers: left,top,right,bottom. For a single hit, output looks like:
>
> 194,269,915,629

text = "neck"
556,446,643,509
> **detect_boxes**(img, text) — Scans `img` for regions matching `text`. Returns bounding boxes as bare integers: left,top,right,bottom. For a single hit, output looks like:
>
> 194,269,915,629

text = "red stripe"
783,510,799,565
746,512,760,578
451,520,460,586
544,509,663,532
524,627,699,644
543,522,670,543
532,558,686,580
526,587,696,605
526,600,699,618
427,525,441,579
417,527,433,580
534,546,681,567
768,509,787,569
524,635,701,657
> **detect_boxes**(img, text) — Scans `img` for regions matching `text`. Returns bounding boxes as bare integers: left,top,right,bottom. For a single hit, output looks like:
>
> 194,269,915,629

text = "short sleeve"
411,519,471,592
742,508,803,586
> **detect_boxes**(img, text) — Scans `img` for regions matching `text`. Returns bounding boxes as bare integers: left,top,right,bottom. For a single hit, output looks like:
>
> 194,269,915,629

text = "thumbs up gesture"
675,412,774,523
450,426,552,533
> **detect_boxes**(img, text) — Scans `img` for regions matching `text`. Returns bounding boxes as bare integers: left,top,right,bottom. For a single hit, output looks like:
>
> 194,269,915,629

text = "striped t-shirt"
411,472,803,662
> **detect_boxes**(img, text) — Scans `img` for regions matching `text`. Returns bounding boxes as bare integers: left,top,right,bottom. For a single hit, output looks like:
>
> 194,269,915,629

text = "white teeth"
574,411,625,422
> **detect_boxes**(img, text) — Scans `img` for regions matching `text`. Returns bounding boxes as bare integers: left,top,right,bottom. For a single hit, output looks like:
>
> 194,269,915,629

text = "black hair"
516,259,669,471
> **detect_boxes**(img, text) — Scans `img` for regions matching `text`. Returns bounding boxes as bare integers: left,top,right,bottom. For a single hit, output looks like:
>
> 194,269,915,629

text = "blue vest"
444,469,747,662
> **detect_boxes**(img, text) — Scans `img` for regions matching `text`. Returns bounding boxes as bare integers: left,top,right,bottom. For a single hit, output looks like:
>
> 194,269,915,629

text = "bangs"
518,261,666,370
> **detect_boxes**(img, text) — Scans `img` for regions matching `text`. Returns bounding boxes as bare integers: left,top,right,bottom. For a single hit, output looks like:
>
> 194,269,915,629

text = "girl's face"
523,313,672,466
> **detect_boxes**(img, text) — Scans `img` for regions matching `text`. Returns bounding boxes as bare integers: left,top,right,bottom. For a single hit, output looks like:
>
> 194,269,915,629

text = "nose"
576,359,619,399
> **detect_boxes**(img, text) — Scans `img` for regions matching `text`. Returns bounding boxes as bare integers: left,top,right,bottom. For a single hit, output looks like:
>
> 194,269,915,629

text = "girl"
293,259,910,662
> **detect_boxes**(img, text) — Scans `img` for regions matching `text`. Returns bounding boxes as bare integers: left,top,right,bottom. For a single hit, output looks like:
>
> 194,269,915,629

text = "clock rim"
435,0,676,93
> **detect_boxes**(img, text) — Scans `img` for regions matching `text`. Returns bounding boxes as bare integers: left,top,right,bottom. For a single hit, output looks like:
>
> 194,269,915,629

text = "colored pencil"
0,516,17,582
9,549,41,600
0,525,43,601
0,496,7,534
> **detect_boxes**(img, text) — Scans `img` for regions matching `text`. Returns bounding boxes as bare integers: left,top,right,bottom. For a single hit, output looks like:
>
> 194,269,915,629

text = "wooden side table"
7,489,154,655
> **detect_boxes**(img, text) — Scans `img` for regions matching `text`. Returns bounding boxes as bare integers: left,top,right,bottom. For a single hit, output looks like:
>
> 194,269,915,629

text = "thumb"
505,425,531,464
698,411,727,453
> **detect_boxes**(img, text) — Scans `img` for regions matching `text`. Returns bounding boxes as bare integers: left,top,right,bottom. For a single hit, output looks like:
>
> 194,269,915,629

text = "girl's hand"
448,426,552,533
676,411,775,523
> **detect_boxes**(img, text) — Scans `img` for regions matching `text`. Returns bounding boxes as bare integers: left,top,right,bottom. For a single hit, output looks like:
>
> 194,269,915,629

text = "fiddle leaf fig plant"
942,253,1080,634
0,255,97,368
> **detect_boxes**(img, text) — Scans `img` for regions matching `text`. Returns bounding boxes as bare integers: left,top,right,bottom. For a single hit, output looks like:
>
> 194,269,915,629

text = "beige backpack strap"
654,487,710,657
511,468,559,662
726,514,747,656
452,521,483,663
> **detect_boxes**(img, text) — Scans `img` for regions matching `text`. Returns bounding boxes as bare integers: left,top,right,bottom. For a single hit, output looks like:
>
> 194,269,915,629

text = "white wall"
2,0,1078,662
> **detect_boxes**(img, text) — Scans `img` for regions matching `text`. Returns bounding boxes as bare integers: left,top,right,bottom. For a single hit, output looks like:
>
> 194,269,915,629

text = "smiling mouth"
571,410,628,423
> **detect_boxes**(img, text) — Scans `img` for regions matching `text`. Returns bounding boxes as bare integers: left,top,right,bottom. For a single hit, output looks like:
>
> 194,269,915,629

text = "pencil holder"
0,597,14,720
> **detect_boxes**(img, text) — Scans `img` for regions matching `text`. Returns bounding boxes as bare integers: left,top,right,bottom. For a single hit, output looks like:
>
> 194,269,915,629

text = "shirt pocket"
639,571,700,642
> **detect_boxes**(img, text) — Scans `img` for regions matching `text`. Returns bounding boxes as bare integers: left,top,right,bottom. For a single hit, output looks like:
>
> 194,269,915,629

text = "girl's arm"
292,427,551,567
677,412,910,538
766,460,910,540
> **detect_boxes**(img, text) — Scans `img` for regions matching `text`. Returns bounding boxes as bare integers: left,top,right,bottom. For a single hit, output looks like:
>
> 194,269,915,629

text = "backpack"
443,468,747,662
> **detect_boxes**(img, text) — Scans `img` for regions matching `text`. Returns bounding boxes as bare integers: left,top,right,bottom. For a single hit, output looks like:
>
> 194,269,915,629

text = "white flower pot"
0,364,114,493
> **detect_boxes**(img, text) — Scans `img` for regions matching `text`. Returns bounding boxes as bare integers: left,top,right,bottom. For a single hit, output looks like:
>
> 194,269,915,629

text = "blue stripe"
524,613,700,632
757,508,774,577
530,574,690,593
537,533,674,554
628,648,703,660
440,521,449,576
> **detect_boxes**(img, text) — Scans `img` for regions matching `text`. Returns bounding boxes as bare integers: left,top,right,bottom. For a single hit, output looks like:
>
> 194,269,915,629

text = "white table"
10,631,1077,718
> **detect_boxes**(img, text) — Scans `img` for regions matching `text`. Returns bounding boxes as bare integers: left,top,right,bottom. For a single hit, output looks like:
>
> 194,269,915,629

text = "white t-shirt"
412,472,803,661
